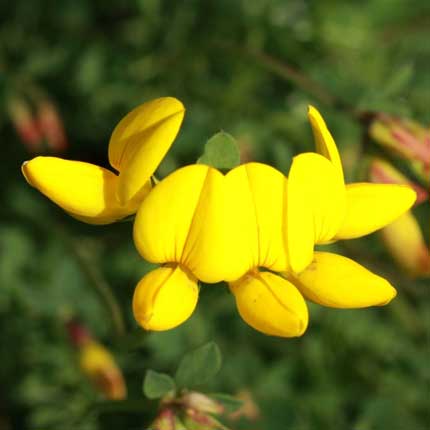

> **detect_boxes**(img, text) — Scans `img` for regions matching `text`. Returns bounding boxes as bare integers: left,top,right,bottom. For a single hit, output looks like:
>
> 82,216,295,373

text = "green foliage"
175,342,222,389
197,131,241,171
143,370,176,399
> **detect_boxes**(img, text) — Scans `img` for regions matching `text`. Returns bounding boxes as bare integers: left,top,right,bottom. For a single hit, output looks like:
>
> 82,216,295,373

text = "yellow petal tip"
133,265,198,331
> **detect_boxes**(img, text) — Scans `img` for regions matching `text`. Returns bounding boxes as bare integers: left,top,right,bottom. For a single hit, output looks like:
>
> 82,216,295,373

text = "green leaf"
197,131,240,171
143,370,176,399
209,393,244,413
175,342,222,389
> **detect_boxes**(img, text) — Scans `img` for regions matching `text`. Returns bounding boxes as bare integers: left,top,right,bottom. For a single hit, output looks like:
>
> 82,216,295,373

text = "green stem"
68,237,126,337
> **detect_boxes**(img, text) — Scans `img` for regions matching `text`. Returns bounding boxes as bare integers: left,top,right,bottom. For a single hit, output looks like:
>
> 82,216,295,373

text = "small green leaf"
197,131,240,170
175,342,222,389
143,370,176,399
209,393,244,413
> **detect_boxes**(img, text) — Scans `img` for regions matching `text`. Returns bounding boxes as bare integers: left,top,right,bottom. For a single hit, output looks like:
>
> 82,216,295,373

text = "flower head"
22,97,185,224
133,107,417,338
132,162,307,336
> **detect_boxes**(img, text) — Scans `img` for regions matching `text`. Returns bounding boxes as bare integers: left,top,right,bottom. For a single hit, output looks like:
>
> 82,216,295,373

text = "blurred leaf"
197,132,240,171
175,342,222,389
143,370,176,399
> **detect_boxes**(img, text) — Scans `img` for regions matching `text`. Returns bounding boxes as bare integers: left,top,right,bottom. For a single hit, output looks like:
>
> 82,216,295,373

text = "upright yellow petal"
286,153,346,273
224,163,288,274
108,97,185,205
308,105,344,181
381,212,430,277
133,265,198,331
229,271,308,337
109,97,185,171
22,156,138,224
133,165,211,265
181,168,235,283
215,165,259,281
292,252,397,308
335,183,416,240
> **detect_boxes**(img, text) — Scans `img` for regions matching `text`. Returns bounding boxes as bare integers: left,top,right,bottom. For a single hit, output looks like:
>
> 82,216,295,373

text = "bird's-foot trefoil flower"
284,106,417,308
132,162,308,337
22,97,185,224
133,107,416,338
370,158,430,277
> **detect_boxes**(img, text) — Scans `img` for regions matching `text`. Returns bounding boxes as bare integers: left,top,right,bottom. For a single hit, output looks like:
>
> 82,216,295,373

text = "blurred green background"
1,1,429,429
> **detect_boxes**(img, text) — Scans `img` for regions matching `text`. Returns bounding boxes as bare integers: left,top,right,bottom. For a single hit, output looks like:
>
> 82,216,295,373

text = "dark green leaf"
175,342,222,389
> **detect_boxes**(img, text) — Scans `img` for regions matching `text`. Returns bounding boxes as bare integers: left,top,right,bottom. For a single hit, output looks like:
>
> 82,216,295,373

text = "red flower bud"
37,99,68,152
7,98,43,151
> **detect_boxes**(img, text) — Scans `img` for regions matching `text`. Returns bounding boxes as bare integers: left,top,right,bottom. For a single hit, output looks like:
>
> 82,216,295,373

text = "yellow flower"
132,162,307,336
284,106,416,307
22,97,185,224
370,158,430,277
133,107,417,338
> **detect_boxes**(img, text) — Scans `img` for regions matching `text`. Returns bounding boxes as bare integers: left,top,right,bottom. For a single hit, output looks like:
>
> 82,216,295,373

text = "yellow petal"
133,265,198,331
109,97,184,170
181,167,237,283
308,105,344,181
370,158,428,205
134,164,212,265
286,153,346,273
335,183,417,240
381,212,430,276
109,97,185,205
292,252,397,308
22,156,139,224
229,271,308,337
224,163,288,275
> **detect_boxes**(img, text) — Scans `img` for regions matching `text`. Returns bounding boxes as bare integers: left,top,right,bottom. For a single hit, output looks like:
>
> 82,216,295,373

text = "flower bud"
369,114,430,184
180,392,224,415
66,320,127,400
229,390,260,421
150,408,177,430
182,408,224,430
380,212,430,277
37,99,68,152
7,97,43,152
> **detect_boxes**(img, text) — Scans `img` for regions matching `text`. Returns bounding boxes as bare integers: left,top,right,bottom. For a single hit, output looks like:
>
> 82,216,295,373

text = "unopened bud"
37,99,68,152
380,212,430,277
229,390,260,421
180,392,224,415
151,408,177,430
7,98,43,151
369,114,430,183
66,320,127,400
182,408,223,430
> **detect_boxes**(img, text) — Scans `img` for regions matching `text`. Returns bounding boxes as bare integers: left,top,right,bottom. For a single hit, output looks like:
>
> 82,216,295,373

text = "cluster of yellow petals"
22,98,417,338
132,106,416,337
22,97,185,224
